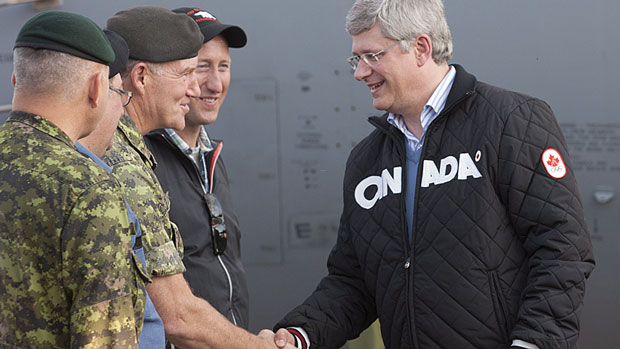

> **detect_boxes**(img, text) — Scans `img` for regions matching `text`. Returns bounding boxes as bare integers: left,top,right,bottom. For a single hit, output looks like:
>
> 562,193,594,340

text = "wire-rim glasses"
109,87,133,107
347,41,399,71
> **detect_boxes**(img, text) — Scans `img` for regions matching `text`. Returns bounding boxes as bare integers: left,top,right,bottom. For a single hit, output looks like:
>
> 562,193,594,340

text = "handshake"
256,328,297,349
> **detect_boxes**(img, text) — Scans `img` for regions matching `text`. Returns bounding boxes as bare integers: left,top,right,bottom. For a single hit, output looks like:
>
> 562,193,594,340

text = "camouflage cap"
107,6,204,63
14,11,114,65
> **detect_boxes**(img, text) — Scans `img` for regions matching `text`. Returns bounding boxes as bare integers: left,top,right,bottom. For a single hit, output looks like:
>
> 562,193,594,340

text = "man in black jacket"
145,7,250,329
272,0,594,348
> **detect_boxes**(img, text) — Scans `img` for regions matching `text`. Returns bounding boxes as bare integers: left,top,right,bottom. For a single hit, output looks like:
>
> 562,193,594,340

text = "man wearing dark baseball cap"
146,6,251,334
172,7,247,47
0,11,144,347
102,6,293,349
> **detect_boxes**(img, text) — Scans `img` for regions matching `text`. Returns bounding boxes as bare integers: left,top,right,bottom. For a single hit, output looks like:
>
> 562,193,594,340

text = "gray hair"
346,0,453,63
13,47,105,98
121,59,164,80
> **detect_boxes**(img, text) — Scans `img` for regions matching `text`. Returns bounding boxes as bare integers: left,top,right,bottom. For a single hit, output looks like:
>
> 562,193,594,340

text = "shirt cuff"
511,339,540,349
145,240,186,277
287,327,310,349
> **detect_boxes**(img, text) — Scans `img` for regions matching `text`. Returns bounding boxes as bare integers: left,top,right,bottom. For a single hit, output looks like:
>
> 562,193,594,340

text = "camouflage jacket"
0,112,145,348
103,114,185,277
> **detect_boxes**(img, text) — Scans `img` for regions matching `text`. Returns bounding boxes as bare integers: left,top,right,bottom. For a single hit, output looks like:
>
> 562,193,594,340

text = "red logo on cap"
187,8,217,22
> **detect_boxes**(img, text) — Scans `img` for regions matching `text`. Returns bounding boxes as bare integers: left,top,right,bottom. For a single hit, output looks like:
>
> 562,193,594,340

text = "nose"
353,59,372,81
187,71,201,97
204,71,223,94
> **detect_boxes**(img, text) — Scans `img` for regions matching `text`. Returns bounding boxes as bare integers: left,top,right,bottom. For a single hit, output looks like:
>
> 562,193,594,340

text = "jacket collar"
164,126,214,154
444,64,477,112
369,64,477,133
151,128,221,153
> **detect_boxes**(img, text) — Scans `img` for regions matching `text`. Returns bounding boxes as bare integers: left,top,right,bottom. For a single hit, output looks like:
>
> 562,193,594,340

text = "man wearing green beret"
0,11,145,348
103,6,294,348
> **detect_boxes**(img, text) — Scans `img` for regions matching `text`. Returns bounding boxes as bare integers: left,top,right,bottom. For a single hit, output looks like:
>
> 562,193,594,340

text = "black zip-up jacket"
145,130,249,328
275,65,594,348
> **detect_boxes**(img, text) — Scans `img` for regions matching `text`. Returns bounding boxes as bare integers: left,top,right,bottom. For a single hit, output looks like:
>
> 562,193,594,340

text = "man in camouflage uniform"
104,6,294,348
77,29,167,348
0,11,145,348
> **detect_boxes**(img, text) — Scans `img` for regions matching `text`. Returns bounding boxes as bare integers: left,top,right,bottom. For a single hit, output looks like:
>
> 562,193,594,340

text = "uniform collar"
7,111,74,147
117,112,157,169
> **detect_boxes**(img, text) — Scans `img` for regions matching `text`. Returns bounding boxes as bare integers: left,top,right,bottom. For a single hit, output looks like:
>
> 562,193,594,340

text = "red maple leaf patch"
547,155,559,167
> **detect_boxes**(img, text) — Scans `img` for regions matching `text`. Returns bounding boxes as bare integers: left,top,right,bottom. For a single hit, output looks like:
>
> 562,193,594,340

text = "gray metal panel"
207,77,282,264
0,1,617,346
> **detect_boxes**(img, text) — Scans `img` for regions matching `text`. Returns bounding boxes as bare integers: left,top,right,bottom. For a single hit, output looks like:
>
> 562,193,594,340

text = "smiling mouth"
200,97,217,104
369,81,384,92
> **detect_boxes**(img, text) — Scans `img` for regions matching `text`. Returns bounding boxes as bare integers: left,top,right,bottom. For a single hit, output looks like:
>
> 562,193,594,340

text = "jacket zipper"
367,90,475,348
207,144,238,326
398,132,416,349
206,143,238,326
160,133,238,326
368,119,418,347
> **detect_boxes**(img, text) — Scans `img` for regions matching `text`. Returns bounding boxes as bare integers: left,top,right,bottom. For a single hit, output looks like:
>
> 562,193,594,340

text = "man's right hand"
258,328,296,348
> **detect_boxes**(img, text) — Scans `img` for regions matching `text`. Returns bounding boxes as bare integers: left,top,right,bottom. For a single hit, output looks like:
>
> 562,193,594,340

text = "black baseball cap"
172,7,247,48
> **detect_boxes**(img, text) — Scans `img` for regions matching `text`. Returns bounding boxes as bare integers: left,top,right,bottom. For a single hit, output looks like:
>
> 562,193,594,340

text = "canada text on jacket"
354,151,483,209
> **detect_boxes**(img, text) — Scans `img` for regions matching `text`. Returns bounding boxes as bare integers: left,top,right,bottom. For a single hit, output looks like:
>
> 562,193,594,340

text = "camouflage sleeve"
147,192,185,275
61,179,141,348
105,133,186,278
117,164,185,277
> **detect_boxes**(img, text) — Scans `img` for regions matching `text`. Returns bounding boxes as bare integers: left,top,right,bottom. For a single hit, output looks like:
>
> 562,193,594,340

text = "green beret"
107,6,204,63
14,11,114,65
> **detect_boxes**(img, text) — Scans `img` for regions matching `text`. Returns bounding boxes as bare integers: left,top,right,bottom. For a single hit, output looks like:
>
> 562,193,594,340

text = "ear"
128,62,148,96
11,72,16,87
87,71,106,108
413,34,433,66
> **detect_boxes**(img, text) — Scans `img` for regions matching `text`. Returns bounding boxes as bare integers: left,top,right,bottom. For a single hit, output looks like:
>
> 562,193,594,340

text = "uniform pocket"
168,220,184,256
130,248,151,283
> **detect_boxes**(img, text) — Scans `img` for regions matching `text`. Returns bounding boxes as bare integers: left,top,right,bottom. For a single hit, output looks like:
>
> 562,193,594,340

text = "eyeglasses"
346,41,399,71
109,87,133,107
204,193,227,255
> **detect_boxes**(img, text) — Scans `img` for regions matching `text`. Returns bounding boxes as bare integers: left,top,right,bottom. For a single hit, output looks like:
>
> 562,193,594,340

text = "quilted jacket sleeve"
274,159,377,348
497,98,595,348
